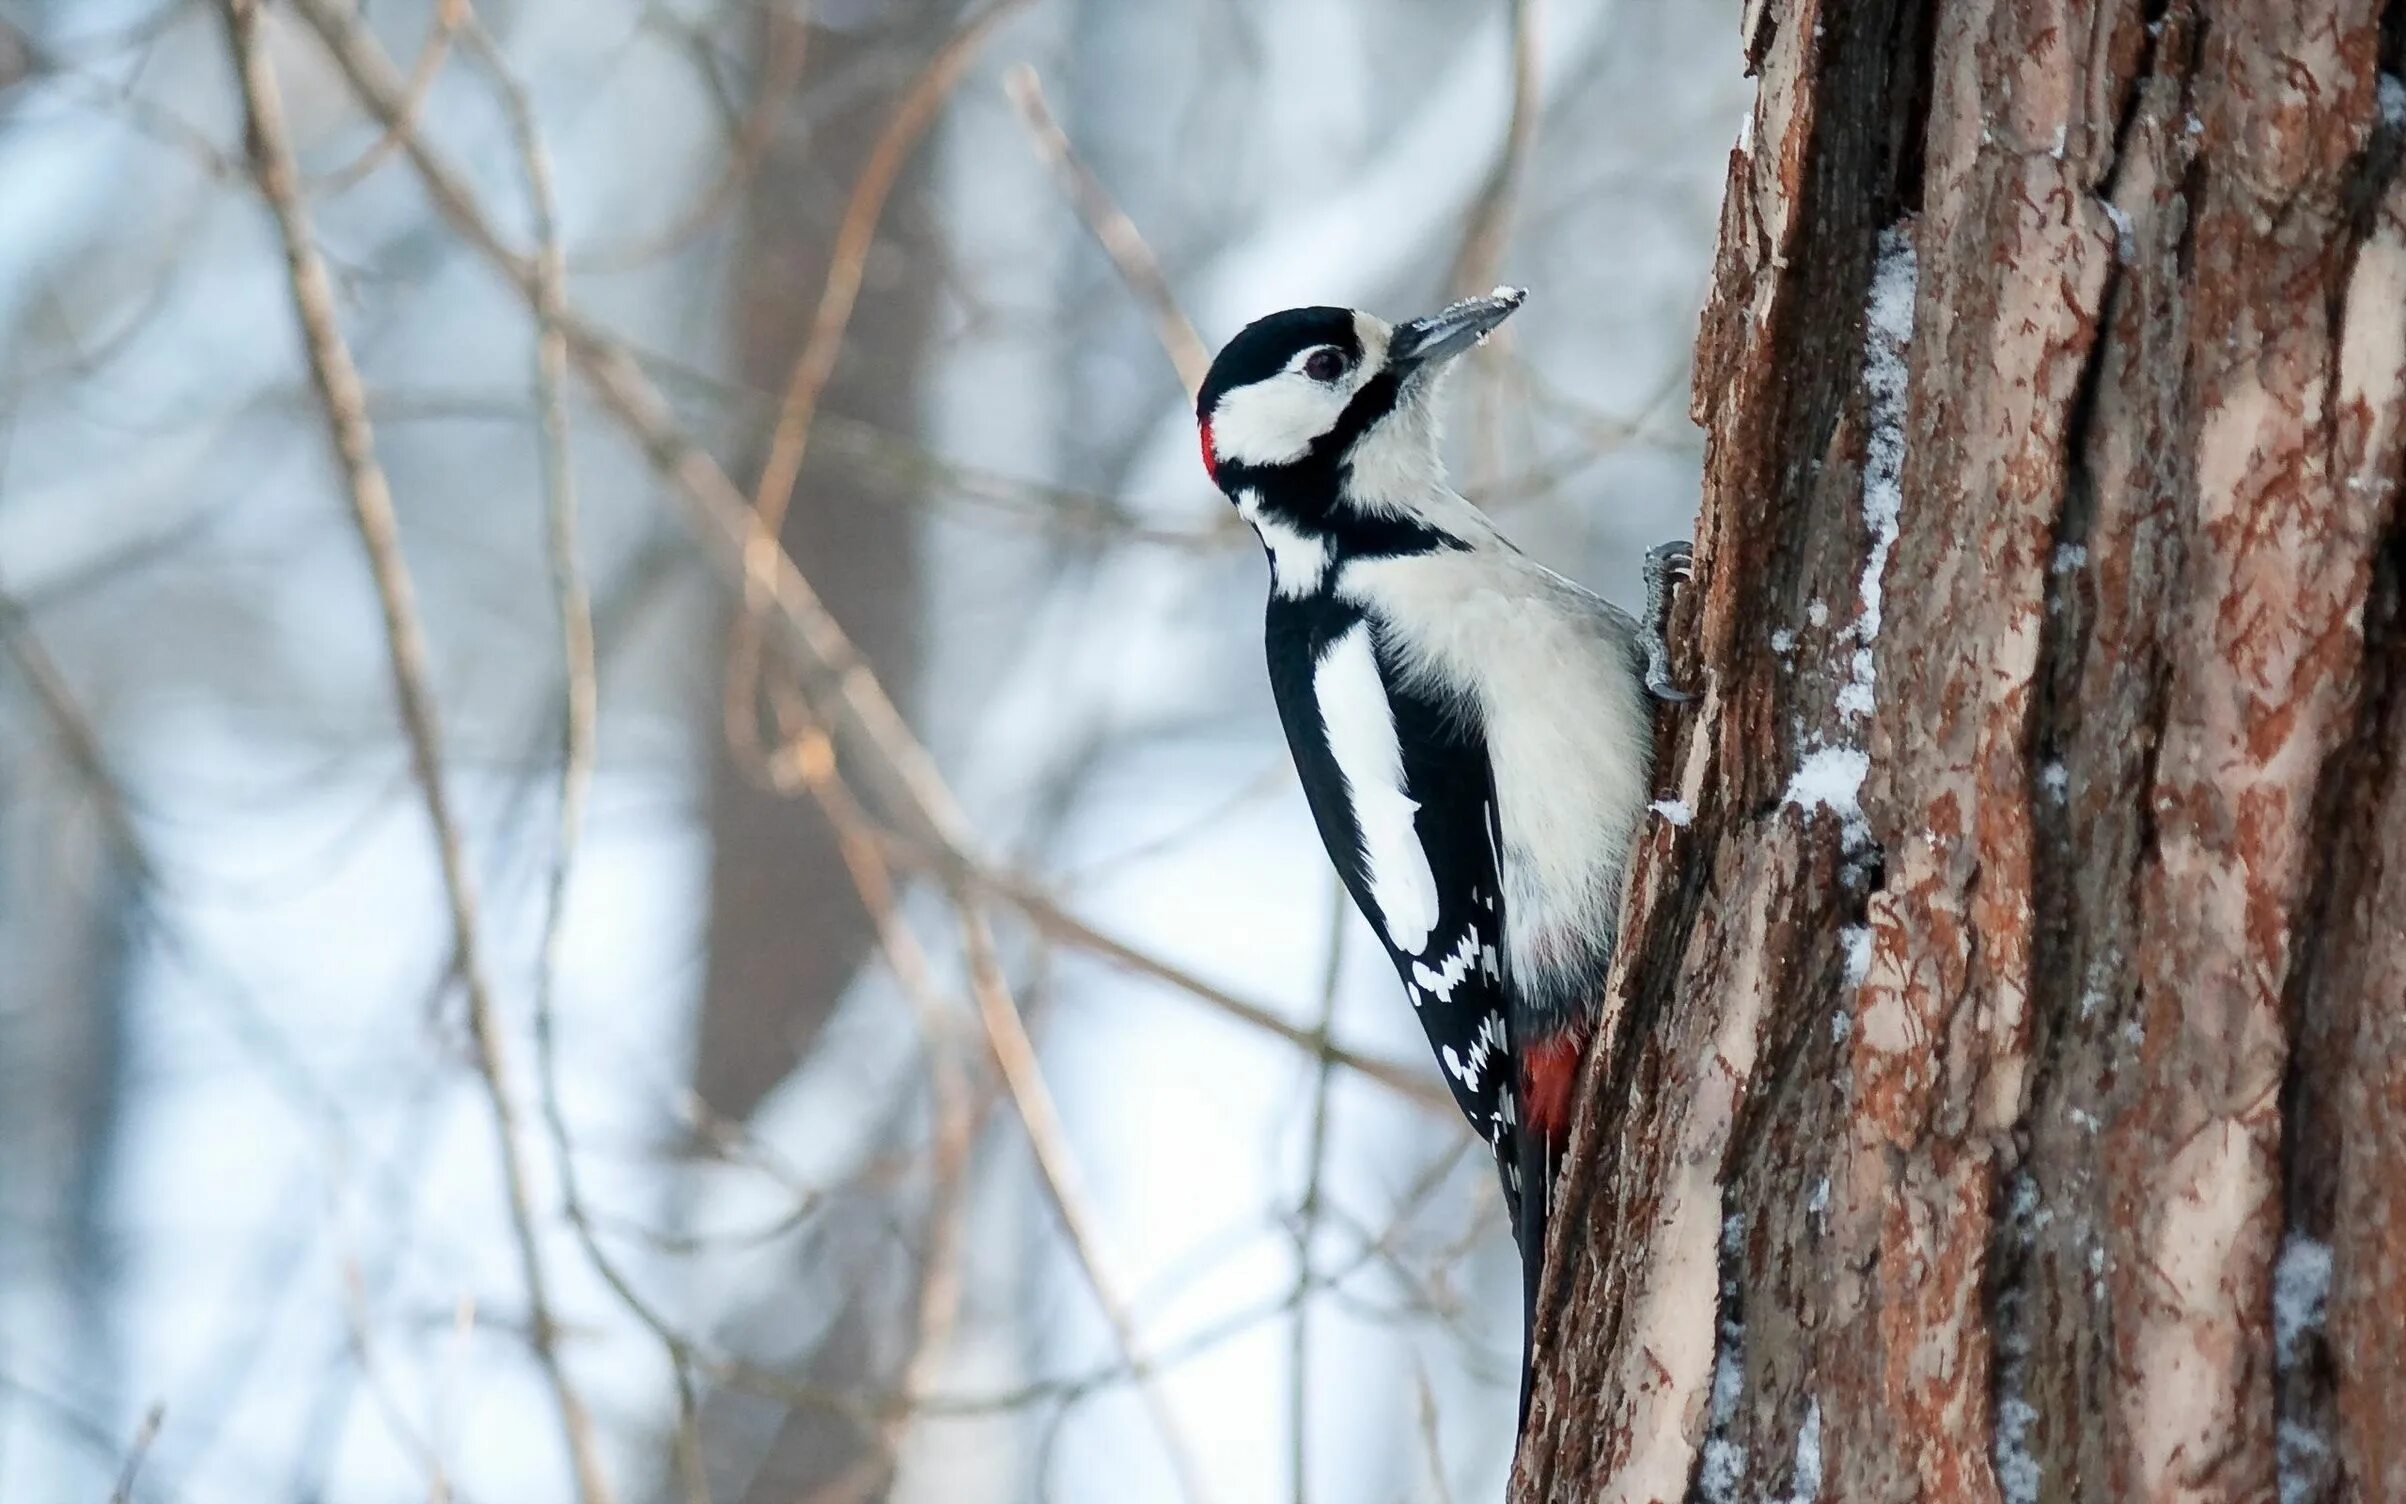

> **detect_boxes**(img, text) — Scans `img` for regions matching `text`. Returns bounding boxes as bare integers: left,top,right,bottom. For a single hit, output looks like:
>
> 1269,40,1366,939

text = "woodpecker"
1197,288,1691,1416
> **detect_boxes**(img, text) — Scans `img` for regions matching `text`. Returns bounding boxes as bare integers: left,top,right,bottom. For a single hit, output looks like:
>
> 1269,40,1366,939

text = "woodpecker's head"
1195,289,1525,522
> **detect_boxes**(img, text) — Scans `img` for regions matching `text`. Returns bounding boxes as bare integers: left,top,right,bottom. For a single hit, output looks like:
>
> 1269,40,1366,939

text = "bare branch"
310,0,467,194
958,905,1218,1504
338,1258,456,1503
287,0,974,844
1452,0,1541,489
1446,0,1541,299
106,1402,165,1504
571,2,812,272
1414,1362,1456,1504
913,1134,1482,1418
769,724,977,1500
1288,880,1348,1504
1004,64,1211,399
459,21,716,1497
944,853,1456,1116
0,586,155,886
216,5,611,1498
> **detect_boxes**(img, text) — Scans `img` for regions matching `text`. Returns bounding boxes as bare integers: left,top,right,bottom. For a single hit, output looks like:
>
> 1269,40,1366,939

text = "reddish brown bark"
1514,4,2406,1501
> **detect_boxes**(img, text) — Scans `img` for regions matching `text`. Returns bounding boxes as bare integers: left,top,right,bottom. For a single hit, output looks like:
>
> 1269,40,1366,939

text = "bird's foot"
1642,540,1696,703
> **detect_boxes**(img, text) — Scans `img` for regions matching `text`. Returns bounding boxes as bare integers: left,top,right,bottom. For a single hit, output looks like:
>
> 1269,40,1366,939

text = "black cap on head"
1195,306,1362,422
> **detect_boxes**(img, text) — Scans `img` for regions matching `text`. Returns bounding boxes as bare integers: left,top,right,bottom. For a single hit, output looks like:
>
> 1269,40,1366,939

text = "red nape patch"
1520,1022,1593,1143
1198,417,1219,483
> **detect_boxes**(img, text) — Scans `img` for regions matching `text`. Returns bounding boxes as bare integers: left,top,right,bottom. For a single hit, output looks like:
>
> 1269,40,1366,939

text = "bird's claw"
1645,666,1696,703
1647,539,1695,580
1641,540,1696,704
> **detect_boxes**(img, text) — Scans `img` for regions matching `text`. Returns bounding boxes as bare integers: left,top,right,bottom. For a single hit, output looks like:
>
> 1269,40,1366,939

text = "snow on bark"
2274,1236,2333,1369
1780,745,1868,844
1783,223,1913,848
1697,1214,1750,1504
1780,1399,1823,1504
1836,227,1914,723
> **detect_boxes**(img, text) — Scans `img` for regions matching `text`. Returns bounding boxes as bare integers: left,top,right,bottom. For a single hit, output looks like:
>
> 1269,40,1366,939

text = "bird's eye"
1304,348,1347,382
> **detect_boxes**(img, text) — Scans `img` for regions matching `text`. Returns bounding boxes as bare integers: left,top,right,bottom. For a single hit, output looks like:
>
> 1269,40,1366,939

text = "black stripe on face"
1322,367,1405,458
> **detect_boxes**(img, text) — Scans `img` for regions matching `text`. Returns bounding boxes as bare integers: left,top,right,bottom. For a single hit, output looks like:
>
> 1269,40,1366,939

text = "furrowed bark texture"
1513,4,2406,1501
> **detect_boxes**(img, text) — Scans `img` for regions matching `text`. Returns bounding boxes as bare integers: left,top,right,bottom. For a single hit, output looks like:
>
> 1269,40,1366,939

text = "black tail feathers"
1509,1124,1557,1431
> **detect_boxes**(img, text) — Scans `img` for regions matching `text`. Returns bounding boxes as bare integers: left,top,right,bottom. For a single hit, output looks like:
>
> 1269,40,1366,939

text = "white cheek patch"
1315,623,1438,955
1208,373,1345,467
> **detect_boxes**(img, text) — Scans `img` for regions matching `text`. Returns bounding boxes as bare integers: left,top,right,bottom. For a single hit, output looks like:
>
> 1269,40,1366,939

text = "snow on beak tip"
1394,287,1529,368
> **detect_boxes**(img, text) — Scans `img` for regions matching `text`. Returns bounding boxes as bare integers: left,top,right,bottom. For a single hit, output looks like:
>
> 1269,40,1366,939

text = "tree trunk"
699,9,938,1123
1515,4,2406,1502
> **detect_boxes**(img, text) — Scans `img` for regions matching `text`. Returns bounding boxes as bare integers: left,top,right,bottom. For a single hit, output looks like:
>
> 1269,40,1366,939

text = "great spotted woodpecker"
1197,289,1690,1416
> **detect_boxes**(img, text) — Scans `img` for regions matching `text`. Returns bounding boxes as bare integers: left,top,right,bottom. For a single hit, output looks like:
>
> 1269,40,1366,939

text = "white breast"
1338,544,1652,1004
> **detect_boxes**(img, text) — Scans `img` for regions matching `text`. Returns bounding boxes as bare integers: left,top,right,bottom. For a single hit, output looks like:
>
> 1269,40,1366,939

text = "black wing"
1265,597,1520,1214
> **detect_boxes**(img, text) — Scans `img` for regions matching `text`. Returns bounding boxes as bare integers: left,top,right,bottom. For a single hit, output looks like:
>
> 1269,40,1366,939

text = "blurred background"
0,1,1739,1499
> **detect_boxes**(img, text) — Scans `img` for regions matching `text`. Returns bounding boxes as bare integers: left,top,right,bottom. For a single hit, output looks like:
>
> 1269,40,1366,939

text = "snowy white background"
0,1,1739,1499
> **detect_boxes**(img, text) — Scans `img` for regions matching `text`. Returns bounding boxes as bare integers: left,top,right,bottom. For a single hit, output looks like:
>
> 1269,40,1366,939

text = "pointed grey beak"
1389,286,1527,372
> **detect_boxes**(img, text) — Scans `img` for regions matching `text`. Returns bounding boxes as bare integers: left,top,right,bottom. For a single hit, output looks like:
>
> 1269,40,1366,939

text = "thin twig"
957,905,1218,1504
802,803,1448,1112
107,1403,166,1504
457,19,711,1498
217,5,611,1499
0,1376,158,1487
940,852,1454,1116
1288,878,1348,1504
1453,0,1541,493
1003,64,1210,398
368,385,1222,548
1414,1361,1456,1504
572,2,812,272
336,1259,454,1503
771,725,976,1503
289,0,972,840
310,0,467,193
912,1135,1480,1418
1447,0,1541,300
0,586,155,885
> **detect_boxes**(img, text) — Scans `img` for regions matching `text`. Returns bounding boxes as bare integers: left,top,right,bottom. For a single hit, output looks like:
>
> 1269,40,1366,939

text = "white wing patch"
1315,623,1438,955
